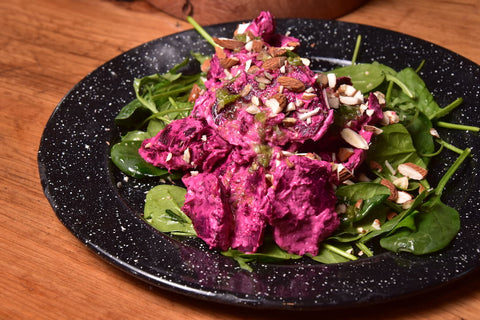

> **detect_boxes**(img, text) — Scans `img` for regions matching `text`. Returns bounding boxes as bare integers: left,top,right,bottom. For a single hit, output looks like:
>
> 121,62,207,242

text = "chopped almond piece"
398,162,428,180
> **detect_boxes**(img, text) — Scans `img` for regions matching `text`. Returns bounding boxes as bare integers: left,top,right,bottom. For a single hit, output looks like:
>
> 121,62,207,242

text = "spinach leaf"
336,182,390,223
336,182,390,202
333,63,385,93
367,123,426,170
222,237,301,271
360,190,431,243
144,185,196,236
379,197,460,254
115,54,204,133
110,140,168,178
389,68,442,119
114,99,153,129
121,130,151,142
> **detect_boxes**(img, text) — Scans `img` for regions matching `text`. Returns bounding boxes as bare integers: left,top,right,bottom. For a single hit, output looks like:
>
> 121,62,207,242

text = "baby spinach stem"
323,244,358,261
435,139,469,156
430,97,463,119
435,148,471,196
420,144,444,158
187,16,218,48
385,80,394,103
436,121,479,132
415,59,426,73
351,35,362,65
385,74,415,99
355,242,373,257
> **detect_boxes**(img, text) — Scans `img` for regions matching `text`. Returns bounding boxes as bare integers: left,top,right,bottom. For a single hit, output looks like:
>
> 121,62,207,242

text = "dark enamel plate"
38,19,480,310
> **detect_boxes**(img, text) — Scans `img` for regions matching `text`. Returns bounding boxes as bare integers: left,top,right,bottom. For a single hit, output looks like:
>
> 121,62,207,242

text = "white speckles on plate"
38,19,480,310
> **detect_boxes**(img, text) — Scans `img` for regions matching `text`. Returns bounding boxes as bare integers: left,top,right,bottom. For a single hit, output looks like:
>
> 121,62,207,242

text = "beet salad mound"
139,12,383,256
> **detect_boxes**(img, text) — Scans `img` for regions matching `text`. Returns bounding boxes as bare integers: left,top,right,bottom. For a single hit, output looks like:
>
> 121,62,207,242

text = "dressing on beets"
112,12,474,270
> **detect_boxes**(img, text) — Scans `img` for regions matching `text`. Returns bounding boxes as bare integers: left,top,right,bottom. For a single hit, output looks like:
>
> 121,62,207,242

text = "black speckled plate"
38,19,480,310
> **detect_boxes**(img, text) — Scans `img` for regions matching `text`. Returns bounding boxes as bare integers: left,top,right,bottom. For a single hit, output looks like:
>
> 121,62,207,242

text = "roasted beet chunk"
139,117,231,172
267,155,340,256
182,173,233,251
221,163,270,253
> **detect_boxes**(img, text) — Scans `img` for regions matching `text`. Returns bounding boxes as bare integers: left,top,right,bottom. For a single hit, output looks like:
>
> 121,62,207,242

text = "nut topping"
214,46,226,59
277,76,305,92
262,56,287,70
340,128,369,150
380,179,398,201
251,39,264,52
219,57,240,69
265,93,287,114
268,47,287,57
393,176,409,190
212,37,245,50
188,83,202,102
239,84,252,97
397,162,428,180
338,147,354,162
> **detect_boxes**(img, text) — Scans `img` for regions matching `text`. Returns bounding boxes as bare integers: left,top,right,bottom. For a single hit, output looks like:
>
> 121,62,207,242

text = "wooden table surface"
1,0,479,319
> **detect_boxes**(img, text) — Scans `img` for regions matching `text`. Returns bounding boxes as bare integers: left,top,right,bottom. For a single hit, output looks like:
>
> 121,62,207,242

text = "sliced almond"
286,41,300,48
387,212,398,220
355,199,364,209
277,76,305,92
302,92,317,100
317,73,328,88
268,46,287,57
401,199,415,209
239,84,252,97
380,179,398,201
339,95,362,106
254,76,271,85
282,117,297,126
363,125,383,135
373,91,386,106
380,110,400,126
369,161,383,172
338,167,354,182
398,162,428,180
182,148,191,164
340,128,369,150
262,56,287,70
338,147,354,162
392,176,409,190
272,93,287,109
200,58,211,73
395,191,413,204
245,104,261,115
336,203,347,214
429,128,440,138
327,73,336,89
214,46,226,59
212,37,244,50
251,39,264,52
265,93,287,114
327,95,340,109
247,65,260,74
219,57,240,69
188,83,202,102
372,219,381,230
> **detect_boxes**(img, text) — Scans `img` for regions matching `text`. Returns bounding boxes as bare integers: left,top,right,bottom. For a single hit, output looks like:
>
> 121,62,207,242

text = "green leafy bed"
110,29,478,271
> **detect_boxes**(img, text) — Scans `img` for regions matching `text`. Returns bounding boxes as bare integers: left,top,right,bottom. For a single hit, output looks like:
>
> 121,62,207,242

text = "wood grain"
1,0,479,319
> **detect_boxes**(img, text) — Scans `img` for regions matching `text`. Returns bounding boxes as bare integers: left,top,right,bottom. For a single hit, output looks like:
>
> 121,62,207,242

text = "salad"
111,12,477,270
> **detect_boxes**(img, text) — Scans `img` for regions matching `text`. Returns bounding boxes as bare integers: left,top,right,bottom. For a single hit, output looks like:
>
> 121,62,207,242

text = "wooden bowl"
146,0,368,24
